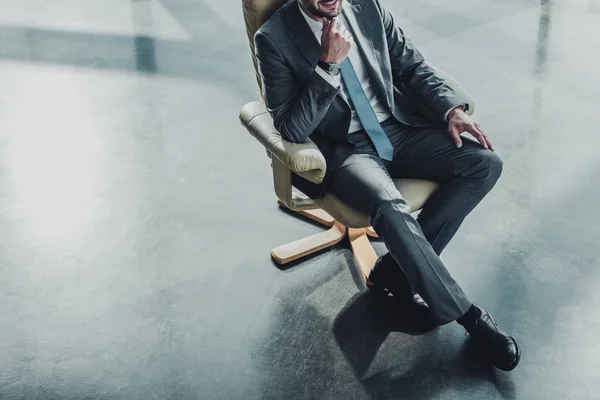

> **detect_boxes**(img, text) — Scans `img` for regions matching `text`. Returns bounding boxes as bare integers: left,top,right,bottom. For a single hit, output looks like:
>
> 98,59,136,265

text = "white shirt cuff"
315,66,341,89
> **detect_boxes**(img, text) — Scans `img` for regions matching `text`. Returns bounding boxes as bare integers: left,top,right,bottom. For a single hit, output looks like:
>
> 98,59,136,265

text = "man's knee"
462,149,503,184
485,151,503,183
371,193,411,220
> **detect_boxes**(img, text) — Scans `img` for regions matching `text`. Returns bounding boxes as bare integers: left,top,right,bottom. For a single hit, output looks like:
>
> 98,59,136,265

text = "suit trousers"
328,117,503,325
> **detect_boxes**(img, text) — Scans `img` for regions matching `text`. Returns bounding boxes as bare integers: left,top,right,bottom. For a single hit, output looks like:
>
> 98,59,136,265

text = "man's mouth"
319,0,339,10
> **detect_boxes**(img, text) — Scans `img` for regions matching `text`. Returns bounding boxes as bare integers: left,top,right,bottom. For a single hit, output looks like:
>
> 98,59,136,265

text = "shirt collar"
298,1,324,36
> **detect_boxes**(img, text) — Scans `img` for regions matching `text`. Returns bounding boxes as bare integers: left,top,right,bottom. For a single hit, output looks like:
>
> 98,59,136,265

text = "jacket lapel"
282,1,321,68
342,3,380,72
341,1,387,99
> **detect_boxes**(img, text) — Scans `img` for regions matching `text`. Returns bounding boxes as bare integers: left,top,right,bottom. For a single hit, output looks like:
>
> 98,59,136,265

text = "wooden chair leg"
271,221,347,264
277,200,334,227
348,228,378,282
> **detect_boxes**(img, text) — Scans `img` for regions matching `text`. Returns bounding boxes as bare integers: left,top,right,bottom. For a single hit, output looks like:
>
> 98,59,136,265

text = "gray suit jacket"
254,0,467,198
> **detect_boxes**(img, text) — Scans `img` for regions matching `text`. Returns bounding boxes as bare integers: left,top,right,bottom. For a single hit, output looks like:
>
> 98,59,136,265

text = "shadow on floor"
333,291,437,377
333,291,517,399
361,338,517,400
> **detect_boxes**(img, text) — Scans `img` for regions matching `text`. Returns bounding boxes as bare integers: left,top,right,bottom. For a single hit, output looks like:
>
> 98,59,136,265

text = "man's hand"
448,107,494,151
320,17,352,64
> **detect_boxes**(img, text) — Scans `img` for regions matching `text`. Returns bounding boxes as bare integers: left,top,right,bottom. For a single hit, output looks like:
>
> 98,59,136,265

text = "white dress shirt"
298,3,392,133
298,3,459,129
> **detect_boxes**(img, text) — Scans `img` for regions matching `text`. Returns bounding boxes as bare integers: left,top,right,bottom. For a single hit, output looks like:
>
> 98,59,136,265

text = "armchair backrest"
242,0,288,98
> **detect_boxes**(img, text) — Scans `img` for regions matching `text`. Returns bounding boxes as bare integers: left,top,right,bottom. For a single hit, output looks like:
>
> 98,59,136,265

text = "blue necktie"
340,59,394,161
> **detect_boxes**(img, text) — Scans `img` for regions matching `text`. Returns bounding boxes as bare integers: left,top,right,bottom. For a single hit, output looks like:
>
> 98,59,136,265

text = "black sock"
457,304,481,327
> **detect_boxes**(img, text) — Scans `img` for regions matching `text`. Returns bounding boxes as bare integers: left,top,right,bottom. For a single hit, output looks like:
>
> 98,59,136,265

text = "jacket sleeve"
254,31,340,143
373,0,468,121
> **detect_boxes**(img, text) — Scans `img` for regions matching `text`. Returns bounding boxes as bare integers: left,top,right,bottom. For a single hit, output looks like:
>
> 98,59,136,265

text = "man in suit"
254,0,520,371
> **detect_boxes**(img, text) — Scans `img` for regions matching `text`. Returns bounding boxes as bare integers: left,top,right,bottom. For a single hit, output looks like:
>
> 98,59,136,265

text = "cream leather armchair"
239,0,475,280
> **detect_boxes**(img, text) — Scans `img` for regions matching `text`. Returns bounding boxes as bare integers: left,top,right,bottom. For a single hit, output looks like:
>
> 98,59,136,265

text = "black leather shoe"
463,307,521,371
367,253,435,325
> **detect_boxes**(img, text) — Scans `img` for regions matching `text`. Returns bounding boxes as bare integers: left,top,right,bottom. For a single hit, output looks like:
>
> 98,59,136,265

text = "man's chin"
310,0,342,19
315,9,340,19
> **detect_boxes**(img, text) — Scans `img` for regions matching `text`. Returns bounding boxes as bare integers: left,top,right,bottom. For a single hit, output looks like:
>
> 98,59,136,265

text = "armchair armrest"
240,101,324,211
240,101,327,184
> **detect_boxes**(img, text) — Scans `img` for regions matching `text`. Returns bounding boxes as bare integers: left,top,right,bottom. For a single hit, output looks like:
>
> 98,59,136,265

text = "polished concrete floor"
0,0,599,399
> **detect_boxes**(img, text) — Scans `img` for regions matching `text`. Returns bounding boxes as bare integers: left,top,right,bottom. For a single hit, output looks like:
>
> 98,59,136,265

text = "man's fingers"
475,132,489,150
449,127,463,148
475,122,486,136
467,124,488,150
322,19,330,34
484,135,495,152
474,125,490,150
322,20,332,39
452,121,495,151
343,29,352,42
330,17,338,33
475,123,495,152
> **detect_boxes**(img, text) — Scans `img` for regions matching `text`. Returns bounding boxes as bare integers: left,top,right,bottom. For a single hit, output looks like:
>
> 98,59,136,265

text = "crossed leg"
329,123,503,324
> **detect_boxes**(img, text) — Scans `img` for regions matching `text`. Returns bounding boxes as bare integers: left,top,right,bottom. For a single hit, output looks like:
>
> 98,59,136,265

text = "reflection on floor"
0,0,599,399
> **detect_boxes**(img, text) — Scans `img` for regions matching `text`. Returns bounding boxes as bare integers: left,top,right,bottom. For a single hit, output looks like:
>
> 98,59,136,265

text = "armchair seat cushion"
241,101,440,223
316,179,439,228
